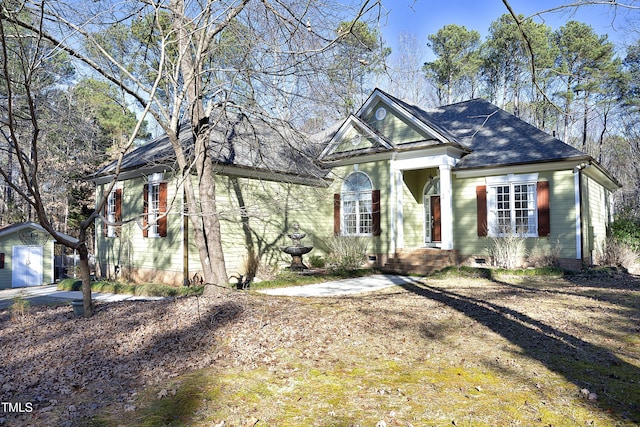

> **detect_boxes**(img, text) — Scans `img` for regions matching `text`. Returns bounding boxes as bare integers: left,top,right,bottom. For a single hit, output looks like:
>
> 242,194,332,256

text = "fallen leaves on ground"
0,272,638,426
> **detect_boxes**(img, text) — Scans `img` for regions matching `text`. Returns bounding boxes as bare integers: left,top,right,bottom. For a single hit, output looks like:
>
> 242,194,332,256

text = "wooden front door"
431,195,441,242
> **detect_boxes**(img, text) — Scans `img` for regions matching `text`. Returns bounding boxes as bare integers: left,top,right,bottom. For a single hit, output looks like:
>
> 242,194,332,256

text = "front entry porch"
390,153,457,253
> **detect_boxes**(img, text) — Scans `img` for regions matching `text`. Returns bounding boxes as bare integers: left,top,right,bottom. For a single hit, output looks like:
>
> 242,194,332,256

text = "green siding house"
92,89,620,284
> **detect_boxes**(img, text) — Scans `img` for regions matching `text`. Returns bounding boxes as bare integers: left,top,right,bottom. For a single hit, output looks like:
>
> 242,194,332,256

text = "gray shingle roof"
94,94,595,183
382,92,590,169
94,114,329,182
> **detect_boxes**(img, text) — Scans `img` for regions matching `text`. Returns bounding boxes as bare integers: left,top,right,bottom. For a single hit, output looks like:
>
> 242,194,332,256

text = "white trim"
582,162,621,192
395,152,458,171
96,163,329,188
106,189,117,238
485,173,539,238
321,152,392,168
439,164,454,250
574,167,583,260
149,172,163,183
396,169,404,249
319,114,393,160
147,181,161,238
453,160,588,179
422,177,440,244
389,154,397,254
93,165,168,185
486,173,538,185
340,171,375,236
423,194,431,244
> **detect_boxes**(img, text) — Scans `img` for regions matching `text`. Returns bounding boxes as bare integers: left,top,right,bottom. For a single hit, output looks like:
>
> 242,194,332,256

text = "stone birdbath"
281,223,313,271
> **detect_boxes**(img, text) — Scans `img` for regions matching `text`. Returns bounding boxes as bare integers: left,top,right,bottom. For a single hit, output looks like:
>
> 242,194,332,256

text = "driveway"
0,284,164,310
258,274,419,297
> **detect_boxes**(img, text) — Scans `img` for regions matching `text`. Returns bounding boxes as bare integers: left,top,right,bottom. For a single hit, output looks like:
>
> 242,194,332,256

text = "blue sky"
380,0,637,60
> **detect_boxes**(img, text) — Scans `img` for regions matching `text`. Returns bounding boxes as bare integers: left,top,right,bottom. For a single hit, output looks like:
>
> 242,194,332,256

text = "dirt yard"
1,270,639,426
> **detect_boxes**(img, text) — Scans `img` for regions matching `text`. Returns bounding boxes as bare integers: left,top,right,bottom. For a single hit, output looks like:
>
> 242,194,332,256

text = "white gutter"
574,163,590,261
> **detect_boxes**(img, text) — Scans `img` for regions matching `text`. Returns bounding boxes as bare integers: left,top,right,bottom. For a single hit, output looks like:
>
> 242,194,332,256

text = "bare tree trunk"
598,109,609,164
78,243,93,318
563,90,571,144
170,0,233,285
582,95,589,152
197,155,228,284
186,140,228,285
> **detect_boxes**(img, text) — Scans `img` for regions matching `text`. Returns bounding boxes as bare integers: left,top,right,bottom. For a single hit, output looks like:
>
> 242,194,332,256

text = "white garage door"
12,246,43,288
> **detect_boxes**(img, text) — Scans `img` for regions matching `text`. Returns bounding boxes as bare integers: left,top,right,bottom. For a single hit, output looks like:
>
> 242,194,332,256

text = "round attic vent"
375,107,387,120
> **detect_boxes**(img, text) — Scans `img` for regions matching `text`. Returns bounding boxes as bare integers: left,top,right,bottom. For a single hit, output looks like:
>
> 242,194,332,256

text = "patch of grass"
127,352,626,427
95,370,220,427
58,278,82,291
433,265,564,280
432,265,494,279
56,278,203,297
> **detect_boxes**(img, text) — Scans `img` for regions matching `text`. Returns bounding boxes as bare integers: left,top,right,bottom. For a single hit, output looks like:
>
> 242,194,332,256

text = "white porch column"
439,164,454,250
396,168,404,250
389,156,397,254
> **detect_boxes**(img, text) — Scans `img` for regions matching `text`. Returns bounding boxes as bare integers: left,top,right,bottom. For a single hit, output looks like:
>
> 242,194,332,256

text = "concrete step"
383,248,456,276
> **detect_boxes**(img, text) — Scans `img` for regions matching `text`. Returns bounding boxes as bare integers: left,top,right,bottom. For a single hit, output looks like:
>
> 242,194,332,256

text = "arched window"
341,172,373,235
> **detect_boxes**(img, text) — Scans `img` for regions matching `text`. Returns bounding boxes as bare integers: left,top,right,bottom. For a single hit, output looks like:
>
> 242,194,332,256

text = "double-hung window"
105,188,121,238
341,171,373,235
148,182,161,237
143,173,167,238
487,174,538,237
107,190,117,237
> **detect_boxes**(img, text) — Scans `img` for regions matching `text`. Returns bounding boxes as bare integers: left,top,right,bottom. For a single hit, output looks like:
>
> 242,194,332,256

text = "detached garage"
0,222,57,289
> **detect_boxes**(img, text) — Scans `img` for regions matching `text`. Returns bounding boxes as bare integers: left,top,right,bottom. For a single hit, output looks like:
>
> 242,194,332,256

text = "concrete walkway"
258,274,419,297
0,284,165,310
0,274,416,310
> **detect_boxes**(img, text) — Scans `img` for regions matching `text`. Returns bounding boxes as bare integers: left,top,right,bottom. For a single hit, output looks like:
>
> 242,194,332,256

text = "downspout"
574,164,583,264
574,162,590,266
183,185,189,286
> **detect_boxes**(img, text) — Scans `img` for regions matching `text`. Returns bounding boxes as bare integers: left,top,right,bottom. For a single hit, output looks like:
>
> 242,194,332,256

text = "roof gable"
319,115,393,161
360,89,461,145
319,89,466,162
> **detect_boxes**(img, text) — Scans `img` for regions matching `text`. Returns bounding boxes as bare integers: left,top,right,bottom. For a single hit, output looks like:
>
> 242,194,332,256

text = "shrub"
308,255,326,269
326,235,369,272
610,217,640,252
487,232,527,269
11,295,30,322
595,237,640,272
528,238,562,268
